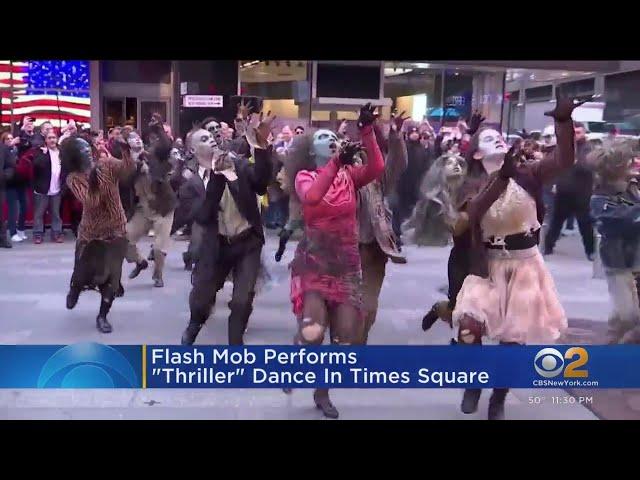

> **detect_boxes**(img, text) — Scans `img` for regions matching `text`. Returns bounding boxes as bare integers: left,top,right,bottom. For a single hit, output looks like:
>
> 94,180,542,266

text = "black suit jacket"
194,146,272,244
174,170,206,229
33,148,66,195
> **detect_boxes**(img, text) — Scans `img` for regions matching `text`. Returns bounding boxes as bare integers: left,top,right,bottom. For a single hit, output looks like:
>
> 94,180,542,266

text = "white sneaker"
11,233,23,243
17,230,27,240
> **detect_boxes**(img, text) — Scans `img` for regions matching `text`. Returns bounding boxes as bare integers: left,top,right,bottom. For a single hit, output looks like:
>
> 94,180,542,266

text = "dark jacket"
195,146,273,243
174,169,207,230
555,140,594,199
33,148,66,195
0,144,16,190
396,139,431,207
591,183,640,270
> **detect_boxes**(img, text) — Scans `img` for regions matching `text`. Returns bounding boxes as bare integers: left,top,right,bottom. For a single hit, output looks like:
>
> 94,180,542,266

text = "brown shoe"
34,234,43,245
55,234,64,243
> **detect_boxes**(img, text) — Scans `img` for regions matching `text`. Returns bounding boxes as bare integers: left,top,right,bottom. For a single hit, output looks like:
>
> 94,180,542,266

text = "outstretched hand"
390,110,409,132
338,140,363,166
544,91,591,122
237,99,253,120
467,110,486,136
499,145,522,179
357,103,378,129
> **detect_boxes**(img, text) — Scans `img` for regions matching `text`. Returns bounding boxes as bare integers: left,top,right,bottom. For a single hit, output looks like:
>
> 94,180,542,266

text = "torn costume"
181,122,273,346
64,138,135,333
403,152,467,247
124,120,178,288
358,122,407,343
285,103,384,419
451,97,581,420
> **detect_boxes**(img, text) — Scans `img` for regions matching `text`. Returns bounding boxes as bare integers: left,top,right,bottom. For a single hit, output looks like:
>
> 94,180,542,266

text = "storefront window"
1,60,91,130
239,60,311,134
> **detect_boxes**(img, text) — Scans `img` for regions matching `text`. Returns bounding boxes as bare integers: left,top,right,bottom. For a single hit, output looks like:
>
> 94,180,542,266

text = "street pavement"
0,229,605,420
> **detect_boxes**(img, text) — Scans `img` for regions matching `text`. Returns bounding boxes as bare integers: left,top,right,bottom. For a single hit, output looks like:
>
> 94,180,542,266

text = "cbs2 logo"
534,347,588,379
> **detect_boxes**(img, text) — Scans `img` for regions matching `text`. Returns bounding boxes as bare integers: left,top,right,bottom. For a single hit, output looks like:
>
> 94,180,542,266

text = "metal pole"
9,60,15,130
499,71,506,132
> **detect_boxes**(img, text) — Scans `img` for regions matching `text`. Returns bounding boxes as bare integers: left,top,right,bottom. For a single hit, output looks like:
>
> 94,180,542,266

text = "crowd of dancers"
4,92,639,420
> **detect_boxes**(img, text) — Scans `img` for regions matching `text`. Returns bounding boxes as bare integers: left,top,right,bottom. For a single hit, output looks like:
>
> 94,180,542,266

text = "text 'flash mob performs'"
36,86,616,420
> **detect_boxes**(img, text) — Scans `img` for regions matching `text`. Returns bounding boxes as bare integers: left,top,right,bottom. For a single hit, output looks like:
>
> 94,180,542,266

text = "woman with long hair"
63,135,135,333
283,104,384,418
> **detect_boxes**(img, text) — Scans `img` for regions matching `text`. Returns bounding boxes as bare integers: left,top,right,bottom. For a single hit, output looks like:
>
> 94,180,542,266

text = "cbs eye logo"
37,342,138,388
534,347,589,379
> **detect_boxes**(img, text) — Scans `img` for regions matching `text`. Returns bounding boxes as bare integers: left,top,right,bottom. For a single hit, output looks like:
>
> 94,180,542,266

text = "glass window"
239,60,311,136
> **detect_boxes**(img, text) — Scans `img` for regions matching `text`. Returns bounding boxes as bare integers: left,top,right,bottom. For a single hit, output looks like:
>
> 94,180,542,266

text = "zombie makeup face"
311,129,339,167
443,155,465,179
191,128,219,168
127,132,144,151
475,128,507,158
169,147,184,168
77,138,93,172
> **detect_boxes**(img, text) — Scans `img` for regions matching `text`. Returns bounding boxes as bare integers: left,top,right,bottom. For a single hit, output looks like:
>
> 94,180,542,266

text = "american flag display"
1,60,91,127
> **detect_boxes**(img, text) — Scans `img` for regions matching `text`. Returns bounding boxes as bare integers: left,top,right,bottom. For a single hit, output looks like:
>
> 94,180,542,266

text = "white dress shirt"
48,148,61,196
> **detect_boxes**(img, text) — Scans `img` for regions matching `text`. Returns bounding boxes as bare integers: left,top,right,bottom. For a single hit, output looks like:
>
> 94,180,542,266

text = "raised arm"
383,112,409,193
532,93,589,184
347,104,385,189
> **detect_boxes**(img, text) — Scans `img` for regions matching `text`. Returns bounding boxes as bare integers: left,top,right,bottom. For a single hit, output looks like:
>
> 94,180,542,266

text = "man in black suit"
181,115,274,345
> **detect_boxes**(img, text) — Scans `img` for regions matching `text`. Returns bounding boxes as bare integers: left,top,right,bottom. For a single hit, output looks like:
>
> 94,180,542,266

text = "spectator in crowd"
32,131,65,244
391,125,432,243
59,119,78,143
16,116,42,156
2,132,28,243
0,134,17,248
544,121,595,260
281,125,293,150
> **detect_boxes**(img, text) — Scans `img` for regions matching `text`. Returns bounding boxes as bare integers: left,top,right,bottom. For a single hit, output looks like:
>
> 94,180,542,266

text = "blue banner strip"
0,343,636,389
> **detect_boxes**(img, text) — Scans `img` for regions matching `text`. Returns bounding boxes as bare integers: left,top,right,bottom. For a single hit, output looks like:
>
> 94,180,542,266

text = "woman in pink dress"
285,104,384,418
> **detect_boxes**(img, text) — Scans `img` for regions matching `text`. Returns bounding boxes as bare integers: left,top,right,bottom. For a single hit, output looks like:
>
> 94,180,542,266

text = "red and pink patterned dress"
290,125,384,318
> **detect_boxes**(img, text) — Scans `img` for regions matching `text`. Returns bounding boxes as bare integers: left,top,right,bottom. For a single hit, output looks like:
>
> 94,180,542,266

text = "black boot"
181,322,203,345
488,388,508,420
96,315,113,333
66,287,81,309
422,303,440,331
129,259,148,279
461,389,482,414
314,388,339,419
96,298,113,333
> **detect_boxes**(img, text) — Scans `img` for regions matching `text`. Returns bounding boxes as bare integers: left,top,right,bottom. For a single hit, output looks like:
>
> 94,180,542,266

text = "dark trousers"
265,197,288,228
544,191,594,256
391,198,415,239
6,186,27,236
189,231,262,345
